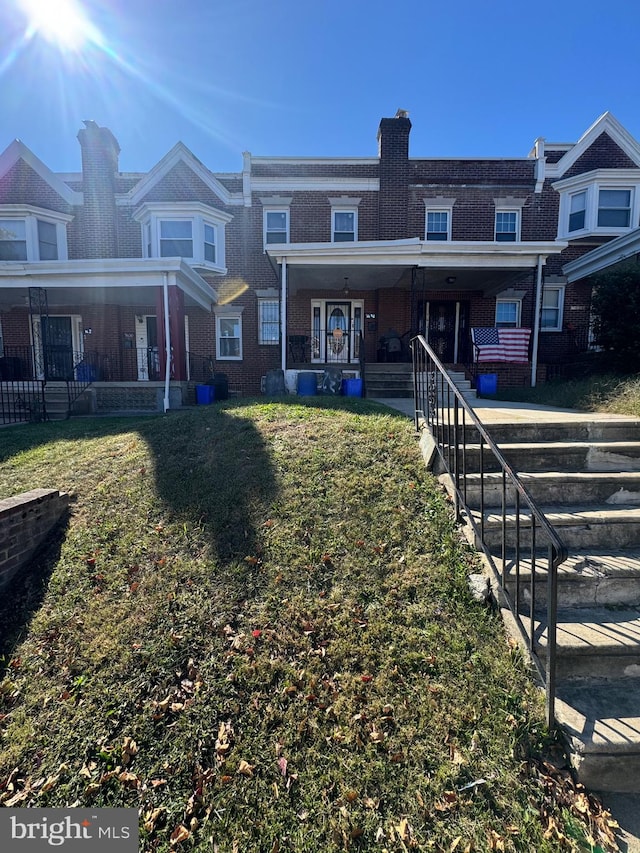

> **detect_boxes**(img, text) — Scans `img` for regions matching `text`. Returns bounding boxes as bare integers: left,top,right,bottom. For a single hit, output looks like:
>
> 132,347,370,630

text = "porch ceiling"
270,238,567,294
288,264,535,295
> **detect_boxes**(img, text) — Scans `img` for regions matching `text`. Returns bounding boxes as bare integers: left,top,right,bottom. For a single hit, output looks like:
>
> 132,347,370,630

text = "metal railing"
412,334,567,728
286,326,364,366
0,379,46,425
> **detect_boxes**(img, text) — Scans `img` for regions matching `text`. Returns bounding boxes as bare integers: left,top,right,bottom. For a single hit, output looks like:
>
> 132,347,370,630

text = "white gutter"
281,258,287,372
163,272,171,413
531,255,544,388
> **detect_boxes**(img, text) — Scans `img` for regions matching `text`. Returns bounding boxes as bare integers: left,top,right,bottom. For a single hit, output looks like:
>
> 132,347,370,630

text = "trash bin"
342,378,363,398
212,372,229,401
476,373,498,396
196,384,215,404
297,372,317,396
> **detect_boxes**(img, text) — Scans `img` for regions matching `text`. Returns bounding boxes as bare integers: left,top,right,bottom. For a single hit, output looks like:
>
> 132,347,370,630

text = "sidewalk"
370,395,639,425
370,394,640,853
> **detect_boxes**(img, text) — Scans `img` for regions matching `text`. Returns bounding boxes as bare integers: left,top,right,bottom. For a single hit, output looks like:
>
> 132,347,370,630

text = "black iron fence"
411,334,567,728
0,379,46,425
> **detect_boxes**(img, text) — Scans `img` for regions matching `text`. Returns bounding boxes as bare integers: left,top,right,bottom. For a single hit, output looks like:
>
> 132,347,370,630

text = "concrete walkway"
370,395,640,853
370,395,639,425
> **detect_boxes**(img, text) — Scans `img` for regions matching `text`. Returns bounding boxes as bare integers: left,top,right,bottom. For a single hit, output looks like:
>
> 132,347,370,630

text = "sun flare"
20,0,94,50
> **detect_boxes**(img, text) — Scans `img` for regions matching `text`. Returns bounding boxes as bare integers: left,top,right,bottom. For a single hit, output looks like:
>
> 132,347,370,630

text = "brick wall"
0,489,69,589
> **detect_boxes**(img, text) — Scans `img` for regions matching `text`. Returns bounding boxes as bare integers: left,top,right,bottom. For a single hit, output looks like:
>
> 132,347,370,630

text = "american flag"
471,327,531,363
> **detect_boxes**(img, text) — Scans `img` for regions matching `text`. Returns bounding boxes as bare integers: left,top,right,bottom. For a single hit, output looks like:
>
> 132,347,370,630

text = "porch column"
155,285,187,381
168,286,186,380
531,255,543,387
281,258,287,373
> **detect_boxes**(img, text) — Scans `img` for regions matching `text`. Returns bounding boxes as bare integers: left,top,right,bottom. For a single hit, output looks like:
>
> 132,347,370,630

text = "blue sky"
2,0,640,174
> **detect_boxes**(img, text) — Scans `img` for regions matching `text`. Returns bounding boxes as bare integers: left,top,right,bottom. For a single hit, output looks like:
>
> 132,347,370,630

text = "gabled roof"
120,142,243,207
546,112,640,179
0,140,82,206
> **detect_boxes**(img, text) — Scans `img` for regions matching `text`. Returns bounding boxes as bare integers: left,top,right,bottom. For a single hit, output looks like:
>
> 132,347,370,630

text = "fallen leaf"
170,824,190,845
237,760,254,777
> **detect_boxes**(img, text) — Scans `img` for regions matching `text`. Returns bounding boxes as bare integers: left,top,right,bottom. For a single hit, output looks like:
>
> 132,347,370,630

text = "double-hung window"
332,210,356,242
204,223,216,263
217,314,242,359
541,286,565,331
495,299,521,328
495,210,519,242
426,210,449,241
568,191,587,232
160,220,193,258
264,210,289,245
597,189,632,228
0,220,27,260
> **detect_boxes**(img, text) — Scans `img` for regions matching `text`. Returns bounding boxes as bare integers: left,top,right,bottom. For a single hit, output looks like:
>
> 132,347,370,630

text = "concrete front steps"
367,364,476,401
365,363,413,398
457,415,640,792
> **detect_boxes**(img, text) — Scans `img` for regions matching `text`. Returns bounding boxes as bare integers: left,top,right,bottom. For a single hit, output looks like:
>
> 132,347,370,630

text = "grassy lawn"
0,400,618,852
495,374,640,417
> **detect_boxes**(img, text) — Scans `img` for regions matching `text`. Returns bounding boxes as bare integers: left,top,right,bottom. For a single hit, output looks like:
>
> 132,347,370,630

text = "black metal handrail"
411,334,567,728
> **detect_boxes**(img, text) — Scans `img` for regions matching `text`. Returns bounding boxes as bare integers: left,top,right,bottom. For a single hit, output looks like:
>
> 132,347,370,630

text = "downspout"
163,272,171,412
531,255,543,388
281,258,287,373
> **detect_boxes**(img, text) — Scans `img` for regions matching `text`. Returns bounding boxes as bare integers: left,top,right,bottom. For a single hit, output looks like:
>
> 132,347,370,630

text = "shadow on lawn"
137,406,279,562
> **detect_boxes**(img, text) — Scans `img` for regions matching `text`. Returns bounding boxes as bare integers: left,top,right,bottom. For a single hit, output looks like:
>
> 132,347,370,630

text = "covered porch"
267,238,567,386
0,258,217,412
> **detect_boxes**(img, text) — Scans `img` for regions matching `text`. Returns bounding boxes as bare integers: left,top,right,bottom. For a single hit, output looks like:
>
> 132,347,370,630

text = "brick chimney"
77,120,120,258
377,109,411,240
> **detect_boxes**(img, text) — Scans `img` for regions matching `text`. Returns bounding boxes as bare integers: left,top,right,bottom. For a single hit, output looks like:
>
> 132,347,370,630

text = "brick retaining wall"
0,489,69,589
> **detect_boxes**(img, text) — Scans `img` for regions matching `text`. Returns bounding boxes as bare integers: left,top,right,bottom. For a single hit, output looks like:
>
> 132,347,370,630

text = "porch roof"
267,238,568,292
563,227,640,282
0,258,217,311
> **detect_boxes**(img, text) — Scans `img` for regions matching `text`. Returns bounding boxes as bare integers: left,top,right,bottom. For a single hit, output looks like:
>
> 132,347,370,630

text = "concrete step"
535,608,640,680
461,470,640,507
457,440,640,473
476,505,640,550
500,550,640,610
554,678,640,792
481,419,640,445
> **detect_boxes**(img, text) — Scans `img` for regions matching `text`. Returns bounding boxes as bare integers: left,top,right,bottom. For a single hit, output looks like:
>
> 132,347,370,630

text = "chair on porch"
288,335,309,363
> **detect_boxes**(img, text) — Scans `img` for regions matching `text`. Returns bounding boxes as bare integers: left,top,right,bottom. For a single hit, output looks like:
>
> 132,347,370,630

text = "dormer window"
0,207,70,261
134,202,232,273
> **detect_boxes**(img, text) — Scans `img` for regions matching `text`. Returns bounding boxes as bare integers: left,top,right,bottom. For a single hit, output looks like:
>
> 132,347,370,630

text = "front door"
425,301,470,363
42,316,74,380
136,315,160,380
311,300,363,364
326,302,350,364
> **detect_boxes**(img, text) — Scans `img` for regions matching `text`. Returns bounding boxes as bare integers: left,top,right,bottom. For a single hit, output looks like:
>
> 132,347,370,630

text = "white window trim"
424,207,452,241
540,285,565,332
214,306,244,361
494,209,521,242
133,202,232,273
331,207,358,242
554,169,640,239
0,205,71,262
263,208,290,248
495,297,522,328
258,297,280,345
